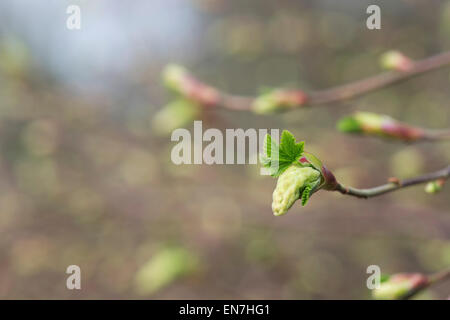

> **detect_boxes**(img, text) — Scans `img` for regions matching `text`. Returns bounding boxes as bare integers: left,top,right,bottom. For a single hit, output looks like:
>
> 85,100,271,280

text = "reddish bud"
380,50,414,72
373,273,429,300
252,89,307,114
338,112,426,142
163,64,220,107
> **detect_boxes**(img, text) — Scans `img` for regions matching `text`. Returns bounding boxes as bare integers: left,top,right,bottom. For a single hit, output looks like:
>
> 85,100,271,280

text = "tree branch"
423,129,450,142
429,268,450,285
334,165,450,198
308,51,450,105
168,51,450,112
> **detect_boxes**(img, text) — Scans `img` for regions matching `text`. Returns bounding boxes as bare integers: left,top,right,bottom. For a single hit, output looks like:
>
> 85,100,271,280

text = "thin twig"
423,129,450,141
181,51,450,111
334,165,450,198
428,268,450,285
308,51,450,105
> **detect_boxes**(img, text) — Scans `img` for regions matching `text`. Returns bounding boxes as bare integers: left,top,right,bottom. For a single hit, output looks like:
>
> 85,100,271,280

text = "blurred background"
0,0,450,299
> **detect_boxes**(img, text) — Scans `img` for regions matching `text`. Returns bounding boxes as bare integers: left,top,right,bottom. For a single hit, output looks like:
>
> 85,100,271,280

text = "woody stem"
184,51,450,111
334,165,450,198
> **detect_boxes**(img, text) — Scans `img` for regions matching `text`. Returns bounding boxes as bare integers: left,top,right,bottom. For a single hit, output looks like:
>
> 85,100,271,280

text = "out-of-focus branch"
337,111,450,143
423,129,450,141
163,51,450,113
307,51,450,105
334,165,450,199
428,268,450,287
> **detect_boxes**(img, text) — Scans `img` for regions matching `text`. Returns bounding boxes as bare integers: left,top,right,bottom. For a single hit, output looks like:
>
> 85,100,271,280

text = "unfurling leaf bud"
272,165,321,216
337,112,425,142
261,131,338,215
162,64,220,106
380,50,414,72
152,99,200,136
372,273,428,300
252,89,307,114
298,152,338,191
425,179,445,194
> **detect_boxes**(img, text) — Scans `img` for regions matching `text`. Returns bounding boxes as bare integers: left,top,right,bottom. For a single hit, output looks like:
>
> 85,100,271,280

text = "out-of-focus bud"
252,89,307,114
162,64,220,106
0,37,30,77
163,64,187,92
425,179,445,194
338,112,383,134
152,99,200,136
134,246,199,295
272,165,321,216
337,112,425,142
380,50,414,72
372,273,429,300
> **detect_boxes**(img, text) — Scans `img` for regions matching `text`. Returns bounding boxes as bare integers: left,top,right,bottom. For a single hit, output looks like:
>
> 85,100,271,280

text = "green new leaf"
279,130,304,162
260,130,305,177
264,133,275,158
260,134,280,176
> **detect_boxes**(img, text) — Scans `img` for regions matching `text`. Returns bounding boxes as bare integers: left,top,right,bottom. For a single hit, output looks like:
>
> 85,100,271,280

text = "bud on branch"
425,178,446,194
380,50,414,72
373,273,429,300
373,268,450,300
338,112,450,142
163,64,220,107
161,51,450,112
261,131,338,216
252,89,307,114
261,131,450,216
